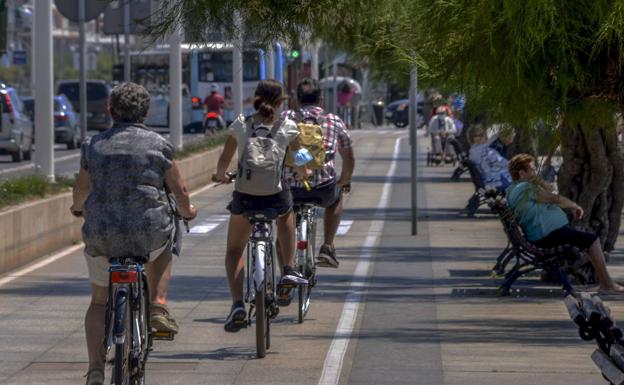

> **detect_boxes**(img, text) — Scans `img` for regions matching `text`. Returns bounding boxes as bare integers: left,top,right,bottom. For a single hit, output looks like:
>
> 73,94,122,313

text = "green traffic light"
291,50,300,59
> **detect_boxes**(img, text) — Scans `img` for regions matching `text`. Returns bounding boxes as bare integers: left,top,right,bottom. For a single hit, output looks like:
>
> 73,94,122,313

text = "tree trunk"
558,120,624,253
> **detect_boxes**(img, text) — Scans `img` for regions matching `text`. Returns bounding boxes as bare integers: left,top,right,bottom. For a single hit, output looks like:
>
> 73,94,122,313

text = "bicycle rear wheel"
113,288,131,385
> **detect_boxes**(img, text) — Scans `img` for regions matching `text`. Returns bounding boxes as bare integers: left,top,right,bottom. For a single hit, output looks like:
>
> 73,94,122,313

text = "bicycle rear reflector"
297,241,308,250
111,271,139,283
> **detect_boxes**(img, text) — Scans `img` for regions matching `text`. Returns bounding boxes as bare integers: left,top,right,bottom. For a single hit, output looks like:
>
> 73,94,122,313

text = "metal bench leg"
492,246,514,276
499,266,523,296
464,193,480,217
550,267,575,296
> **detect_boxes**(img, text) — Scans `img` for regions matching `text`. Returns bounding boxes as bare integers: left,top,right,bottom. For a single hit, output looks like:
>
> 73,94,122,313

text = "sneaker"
276,283,295,306
316,244,339,268
150,303,179,334
224,302,247,333
84,368,104,385
281,266,308,286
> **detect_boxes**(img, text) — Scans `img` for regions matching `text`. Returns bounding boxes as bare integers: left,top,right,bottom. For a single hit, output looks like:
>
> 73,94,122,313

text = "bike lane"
0,129,406,385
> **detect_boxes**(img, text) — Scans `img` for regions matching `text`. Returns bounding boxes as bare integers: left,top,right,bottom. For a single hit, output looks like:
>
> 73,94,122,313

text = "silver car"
0,85,33,162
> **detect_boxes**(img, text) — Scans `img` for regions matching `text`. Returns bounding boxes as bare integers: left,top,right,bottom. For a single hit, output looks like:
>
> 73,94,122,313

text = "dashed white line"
189,214,229,234
336,219,353,235
318,136,403,385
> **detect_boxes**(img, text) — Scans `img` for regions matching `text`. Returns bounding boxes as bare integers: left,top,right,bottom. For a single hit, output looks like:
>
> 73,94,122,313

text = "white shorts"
84,242,170,287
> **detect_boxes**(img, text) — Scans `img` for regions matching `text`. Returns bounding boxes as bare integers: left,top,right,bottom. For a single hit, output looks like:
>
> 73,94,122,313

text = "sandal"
150,303,179,333
84,368,104,385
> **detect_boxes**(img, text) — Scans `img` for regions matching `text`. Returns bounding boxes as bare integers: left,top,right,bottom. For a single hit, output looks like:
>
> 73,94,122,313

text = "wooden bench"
462,161,488,216
482,189,589,295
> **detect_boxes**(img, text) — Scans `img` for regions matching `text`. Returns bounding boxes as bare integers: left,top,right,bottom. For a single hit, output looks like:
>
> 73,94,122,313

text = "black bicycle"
293,201,319,323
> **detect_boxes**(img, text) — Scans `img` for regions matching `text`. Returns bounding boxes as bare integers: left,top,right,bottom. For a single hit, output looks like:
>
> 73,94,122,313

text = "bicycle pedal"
151,330,175,341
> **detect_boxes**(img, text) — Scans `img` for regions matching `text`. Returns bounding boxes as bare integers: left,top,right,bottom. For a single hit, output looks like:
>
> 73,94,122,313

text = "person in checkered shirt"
280,78,355,269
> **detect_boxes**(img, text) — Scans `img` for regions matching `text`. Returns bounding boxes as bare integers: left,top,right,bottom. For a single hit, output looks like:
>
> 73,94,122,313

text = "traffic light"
0,0,7,55
290,49,300,59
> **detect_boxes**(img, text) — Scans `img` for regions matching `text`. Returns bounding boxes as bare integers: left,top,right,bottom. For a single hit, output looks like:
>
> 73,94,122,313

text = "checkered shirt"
281,105,353,188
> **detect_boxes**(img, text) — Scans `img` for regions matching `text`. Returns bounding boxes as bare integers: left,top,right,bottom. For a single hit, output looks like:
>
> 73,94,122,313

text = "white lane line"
318,136,403,385
336,219,353,235
0,244,84,288
189,214,230,234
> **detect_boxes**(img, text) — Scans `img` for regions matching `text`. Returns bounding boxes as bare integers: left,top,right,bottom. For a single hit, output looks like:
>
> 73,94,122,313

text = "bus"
114,43,273,128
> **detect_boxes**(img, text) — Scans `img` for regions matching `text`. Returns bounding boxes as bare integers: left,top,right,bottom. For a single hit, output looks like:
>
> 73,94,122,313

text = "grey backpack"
235,118,286,196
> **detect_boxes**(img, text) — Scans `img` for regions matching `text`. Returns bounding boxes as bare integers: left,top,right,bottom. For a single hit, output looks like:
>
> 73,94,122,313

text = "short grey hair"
109,82,150,124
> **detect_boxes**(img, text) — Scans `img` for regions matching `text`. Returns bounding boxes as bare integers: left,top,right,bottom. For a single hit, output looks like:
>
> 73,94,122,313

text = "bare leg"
145,247,173,305
587,239,624,291
225,214,252,303
85,284,108,372
276,210,297,270
323,195,343,248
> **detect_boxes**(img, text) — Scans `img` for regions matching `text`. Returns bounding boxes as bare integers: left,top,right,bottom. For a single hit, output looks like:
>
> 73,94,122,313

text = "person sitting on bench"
469,127,512,191
506,153,624,293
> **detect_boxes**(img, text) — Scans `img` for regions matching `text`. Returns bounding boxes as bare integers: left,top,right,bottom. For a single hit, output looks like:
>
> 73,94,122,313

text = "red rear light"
3,93,13,114
55,114,69,121
111,271,138,283
206,111,219,119
191,96,202,109
297,240,308,250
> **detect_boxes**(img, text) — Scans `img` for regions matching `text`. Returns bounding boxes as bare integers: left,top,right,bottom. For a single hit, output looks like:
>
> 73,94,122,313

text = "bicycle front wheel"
113,288,131,385
255,284,267,358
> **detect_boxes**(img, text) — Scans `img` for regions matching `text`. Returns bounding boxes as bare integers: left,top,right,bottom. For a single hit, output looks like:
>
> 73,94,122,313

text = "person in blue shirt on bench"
506,153,624,293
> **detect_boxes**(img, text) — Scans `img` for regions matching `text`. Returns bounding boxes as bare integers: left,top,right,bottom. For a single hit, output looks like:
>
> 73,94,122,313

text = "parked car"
385,98,424,128
0,85,33,162
23,95,81,149
56,80,113,131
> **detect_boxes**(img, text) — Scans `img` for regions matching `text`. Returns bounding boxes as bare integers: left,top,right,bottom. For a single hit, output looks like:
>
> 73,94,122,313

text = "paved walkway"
0,128,621,384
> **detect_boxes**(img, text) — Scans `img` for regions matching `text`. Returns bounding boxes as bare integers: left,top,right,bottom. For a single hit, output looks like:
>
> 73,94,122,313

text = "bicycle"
104,255,152,385
244,208,281,358
102,230,188,384
212,171,280,358
292,200,319,324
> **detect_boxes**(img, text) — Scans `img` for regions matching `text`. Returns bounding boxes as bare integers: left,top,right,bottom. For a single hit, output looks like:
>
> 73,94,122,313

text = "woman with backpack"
212,79,312,332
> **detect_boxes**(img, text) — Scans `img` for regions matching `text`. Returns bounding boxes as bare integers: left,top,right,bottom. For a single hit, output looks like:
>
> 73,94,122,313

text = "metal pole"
123,1,130,82
232,13,243,117
33,0,54,180
266,45,274,80
310,41,319,79
169,27,182,150
79,0,87,145
409,64,418,235
332,59,338,115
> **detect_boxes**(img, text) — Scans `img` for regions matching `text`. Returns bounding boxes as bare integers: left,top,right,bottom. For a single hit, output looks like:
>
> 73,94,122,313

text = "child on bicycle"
212,79,312,332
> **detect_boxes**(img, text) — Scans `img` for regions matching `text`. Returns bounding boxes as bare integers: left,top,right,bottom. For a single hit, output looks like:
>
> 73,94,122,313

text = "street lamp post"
33,0,54,181
169,27,182,150
409,64,418,235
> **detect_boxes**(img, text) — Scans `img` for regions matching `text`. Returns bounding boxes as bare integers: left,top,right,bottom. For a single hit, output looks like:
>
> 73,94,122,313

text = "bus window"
198,51,261,83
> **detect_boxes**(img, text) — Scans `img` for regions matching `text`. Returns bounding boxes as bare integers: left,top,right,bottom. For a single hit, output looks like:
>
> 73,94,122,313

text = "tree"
150,0,624,251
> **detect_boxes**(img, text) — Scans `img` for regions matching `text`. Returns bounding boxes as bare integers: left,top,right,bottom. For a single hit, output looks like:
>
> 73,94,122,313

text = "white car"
0,85,33,162
145,84,200,130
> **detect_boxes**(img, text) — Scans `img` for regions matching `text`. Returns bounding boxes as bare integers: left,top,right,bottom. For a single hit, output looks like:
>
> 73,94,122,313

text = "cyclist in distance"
71,82,197,385
213,79,312,332
280,78,355,271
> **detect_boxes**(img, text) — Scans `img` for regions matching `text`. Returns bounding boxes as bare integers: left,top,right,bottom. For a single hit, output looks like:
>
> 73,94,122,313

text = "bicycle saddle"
246,208,279,222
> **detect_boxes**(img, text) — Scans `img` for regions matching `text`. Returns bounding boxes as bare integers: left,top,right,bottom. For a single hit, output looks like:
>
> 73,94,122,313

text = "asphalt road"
0,130,207,180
